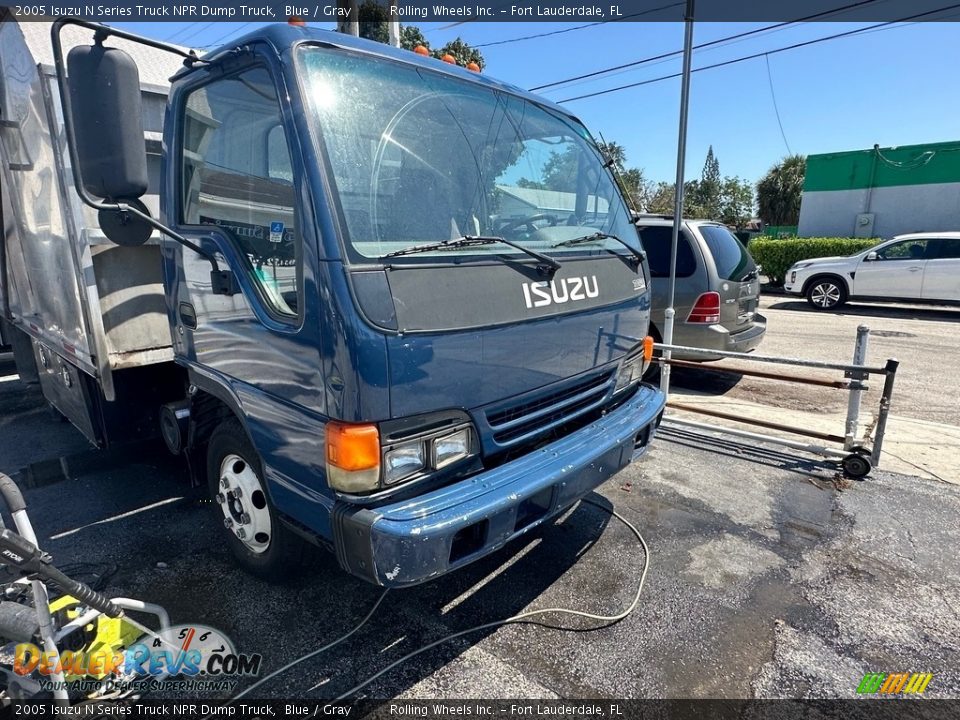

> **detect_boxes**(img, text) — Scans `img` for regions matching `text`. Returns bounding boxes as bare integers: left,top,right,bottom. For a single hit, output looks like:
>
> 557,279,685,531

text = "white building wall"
798,182,960,239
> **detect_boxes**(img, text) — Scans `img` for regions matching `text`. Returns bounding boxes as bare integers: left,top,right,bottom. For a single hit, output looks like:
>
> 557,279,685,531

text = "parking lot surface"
2,350,958,701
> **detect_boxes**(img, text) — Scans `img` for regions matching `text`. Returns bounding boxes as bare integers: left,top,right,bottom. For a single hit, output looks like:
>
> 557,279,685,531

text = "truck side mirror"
865,251,878,261
66,42,152,246
66,43,149,203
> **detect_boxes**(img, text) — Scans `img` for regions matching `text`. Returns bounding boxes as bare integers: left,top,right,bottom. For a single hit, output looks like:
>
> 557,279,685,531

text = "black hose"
0,472,26,514
41,564,123,619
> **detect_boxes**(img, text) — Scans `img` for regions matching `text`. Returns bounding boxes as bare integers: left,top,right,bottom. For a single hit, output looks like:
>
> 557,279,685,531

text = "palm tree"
756,155,806,227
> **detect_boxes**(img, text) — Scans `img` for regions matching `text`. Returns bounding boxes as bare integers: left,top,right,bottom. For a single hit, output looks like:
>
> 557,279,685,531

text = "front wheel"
806,277,848,310
206,419,306,579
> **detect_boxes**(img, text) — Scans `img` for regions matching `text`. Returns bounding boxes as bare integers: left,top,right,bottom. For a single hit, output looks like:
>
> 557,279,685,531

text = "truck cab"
2,19,665,586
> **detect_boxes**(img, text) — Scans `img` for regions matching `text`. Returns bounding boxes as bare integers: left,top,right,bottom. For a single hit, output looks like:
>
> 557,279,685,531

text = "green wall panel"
804,141,960,192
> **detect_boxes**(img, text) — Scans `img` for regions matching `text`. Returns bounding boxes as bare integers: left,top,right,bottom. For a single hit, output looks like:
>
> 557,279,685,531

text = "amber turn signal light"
326,422,380,472
642,335,655,363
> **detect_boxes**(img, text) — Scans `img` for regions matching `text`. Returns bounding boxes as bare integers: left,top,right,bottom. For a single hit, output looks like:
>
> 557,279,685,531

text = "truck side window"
180,67,300,320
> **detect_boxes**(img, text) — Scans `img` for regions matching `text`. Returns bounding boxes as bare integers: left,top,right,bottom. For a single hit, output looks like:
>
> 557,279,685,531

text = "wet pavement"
1,355,958,700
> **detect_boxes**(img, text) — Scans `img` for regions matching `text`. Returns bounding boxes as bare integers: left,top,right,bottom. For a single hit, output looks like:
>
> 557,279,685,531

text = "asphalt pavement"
1,350,958,701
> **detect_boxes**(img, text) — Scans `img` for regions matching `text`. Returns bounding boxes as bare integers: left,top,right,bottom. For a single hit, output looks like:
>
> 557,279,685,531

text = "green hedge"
750,237,879,286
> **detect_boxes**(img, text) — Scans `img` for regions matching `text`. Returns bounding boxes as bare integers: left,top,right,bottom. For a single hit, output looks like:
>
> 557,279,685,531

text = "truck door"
168,62,330,525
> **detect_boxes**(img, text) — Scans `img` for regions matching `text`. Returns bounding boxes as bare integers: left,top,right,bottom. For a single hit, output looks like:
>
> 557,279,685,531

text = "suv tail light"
687,292,721,324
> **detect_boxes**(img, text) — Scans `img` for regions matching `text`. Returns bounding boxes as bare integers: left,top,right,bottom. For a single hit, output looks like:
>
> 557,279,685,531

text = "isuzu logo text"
522,276,600,309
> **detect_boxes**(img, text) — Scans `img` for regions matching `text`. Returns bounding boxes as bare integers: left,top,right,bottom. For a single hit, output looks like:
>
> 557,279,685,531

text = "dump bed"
0,16,184,401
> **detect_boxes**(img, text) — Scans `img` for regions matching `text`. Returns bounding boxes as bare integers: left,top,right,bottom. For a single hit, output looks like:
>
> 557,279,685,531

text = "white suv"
784,232,960,310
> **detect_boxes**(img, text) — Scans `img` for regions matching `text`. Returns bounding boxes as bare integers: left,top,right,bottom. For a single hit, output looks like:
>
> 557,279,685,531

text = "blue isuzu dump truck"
0,15,666,585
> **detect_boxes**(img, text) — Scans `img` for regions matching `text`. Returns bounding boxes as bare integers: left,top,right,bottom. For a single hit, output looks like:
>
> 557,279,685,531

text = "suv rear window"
637,226,697,278
698,225,756,281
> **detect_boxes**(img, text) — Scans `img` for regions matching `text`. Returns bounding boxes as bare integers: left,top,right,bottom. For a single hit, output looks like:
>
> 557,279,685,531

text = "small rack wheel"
842,453,872,479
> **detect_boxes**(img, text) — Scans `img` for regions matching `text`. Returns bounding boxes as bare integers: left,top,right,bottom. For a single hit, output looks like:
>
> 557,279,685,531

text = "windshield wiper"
383,235,561,273
551,232,646,265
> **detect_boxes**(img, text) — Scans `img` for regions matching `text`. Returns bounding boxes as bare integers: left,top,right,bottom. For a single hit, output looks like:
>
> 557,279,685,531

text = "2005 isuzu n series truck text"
0,16,666,585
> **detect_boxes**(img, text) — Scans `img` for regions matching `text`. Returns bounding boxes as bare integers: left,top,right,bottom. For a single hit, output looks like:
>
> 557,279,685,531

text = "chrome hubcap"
216,454,271,554
811,282,840,307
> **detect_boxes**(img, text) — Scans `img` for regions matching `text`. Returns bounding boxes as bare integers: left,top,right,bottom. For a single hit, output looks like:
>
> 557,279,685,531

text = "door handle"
908,266,922,272
178,302,198,329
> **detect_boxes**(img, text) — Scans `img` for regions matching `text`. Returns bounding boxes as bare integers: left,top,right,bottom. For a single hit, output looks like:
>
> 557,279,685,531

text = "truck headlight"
383,441,426,485
328,413,479,494
615,355,642,393
615,336,655,393
432,427,475,469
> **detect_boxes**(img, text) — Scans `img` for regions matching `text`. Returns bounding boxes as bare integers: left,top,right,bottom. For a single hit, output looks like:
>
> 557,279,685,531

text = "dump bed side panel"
0,18,95,372
0,19,181,380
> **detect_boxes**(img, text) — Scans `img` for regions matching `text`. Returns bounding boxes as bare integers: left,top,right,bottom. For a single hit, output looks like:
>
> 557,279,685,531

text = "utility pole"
336,0,359,37
660,0,695,396
388,0,400,47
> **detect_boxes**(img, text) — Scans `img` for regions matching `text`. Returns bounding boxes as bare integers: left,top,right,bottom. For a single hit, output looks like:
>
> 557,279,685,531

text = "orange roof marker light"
466,61,481,72
441,54,456,64
288,16,307,26
413,45,430,56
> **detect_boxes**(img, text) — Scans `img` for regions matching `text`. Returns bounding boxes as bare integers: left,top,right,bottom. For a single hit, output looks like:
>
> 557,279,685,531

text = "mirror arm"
111,202,221,271
51,18,237,296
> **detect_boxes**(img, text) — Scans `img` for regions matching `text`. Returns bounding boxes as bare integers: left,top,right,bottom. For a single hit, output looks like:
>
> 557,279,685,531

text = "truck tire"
206,419,306,580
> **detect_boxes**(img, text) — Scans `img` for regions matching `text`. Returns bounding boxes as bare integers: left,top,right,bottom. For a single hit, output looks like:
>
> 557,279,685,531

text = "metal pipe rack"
655,325,899,477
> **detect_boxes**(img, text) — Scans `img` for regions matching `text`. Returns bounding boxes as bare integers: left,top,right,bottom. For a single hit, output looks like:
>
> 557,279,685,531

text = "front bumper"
332,383,666,586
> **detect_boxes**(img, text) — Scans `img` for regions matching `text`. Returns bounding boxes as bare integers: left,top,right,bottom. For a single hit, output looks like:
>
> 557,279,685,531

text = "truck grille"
482,369,616,447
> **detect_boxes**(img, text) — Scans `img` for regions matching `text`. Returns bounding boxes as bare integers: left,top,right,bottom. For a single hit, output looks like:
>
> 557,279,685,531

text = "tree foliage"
357,0,389,43
643,148,754,226
353,1,485,69
756,154,806,226
647,182,678,215
434,37,485,69
694,145,722,218
399,25,428,50
596,141,627,171
517,147,578,192
596,141,652,211
619,167,653,212
717,177,755,228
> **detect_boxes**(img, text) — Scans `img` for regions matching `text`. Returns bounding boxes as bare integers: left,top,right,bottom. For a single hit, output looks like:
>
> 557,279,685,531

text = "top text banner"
3,0,959,23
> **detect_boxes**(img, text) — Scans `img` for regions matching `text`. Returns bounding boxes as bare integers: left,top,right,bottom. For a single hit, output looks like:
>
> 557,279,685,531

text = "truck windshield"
299,47,638,262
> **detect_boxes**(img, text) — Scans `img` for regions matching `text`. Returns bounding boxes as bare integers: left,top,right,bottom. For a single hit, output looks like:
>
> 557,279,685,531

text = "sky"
114,18,960,186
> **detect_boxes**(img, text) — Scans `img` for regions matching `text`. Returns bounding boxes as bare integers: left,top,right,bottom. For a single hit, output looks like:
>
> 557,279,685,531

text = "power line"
473,2,684,48
530,0,884,92
194,22,261,50
764,54,792,155
557,4,960,103
169,22,216,44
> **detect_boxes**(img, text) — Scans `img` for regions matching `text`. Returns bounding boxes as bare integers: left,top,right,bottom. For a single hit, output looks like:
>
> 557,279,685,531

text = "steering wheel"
498,214,558,235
